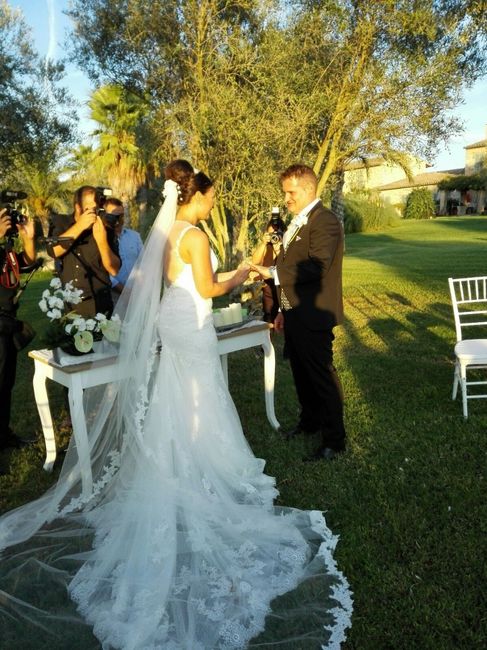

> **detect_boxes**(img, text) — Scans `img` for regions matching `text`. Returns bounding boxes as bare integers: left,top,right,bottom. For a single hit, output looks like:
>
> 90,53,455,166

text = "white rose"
73,318,87,331
69,291,83,305
95,312,107,322
50,277,62,289
85,319,97,331
47,308,62,320
39,299,48,312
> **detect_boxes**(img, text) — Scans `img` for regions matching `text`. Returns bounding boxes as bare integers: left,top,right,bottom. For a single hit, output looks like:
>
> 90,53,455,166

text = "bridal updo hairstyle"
165,159,213,205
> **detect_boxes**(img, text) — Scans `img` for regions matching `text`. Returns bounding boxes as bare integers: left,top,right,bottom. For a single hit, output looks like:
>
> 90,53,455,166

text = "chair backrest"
449,276,487,342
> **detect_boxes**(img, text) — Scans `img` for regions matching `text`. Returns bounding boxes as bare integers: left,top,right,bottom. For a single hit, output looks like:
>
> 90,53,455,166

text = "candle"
221,307,234,325
213,311,224,327
229,303,242,324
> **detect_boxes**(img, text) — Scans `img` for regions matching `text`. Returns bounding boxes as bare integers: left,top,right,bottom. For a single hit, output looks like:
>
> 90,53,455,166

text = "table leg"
32,363,57,472
220,353,229,385
68,375,93,499
260,333,280,430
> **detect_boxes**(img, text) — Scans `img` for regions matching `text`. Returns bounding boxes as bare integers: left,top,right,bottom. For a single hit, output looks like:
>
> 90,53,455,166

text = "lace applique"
58,449,122,515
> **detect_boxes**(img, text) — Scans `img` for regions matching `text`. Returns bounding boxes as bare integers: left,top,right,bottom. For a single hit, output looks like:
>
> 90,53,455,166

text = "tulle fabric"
0,182,352,649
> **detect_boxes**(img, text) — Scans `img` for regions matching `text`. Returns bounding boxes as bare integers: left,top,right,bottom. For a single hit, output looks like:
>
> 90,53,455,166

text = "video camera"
94,186,119,229
269,206,283,244
0,190,28,239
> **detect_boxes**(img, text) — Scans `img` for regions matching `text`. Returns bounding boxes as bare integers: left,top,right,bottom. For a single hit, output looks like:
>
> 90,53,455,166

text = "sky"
10,0,487,173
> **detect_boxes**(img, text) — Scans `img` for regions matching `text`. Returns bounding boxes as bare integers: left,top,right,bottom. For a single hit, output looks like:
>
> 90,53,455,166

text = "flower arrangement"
39,278,121,354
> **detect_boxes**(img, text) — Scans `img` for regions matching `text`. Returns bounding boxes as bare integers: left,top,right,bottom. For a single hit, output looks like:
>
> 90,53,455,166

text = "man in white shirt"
104,199,143,302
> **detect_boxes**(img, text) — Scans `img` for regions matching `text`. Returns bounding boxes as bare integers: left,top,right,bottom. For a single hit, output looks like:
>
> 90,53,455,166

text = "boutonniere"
294,214,309,229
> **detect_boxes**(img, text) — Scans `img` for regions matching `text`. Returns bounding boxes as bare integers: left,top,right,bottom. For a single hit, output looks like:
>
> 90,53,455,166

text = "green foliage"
343,194,399,233
403,188,436,220
438,172,487,192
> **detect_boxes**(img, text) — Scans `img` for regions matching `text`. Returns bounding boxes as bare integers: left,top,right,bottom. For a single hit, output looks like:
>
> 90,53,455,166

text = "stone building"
343,127,487,215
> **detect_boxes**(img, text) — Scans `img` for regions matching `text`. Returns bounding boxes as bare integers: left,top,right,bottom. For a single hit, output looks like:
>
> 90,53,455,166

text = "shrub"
343,194,399,234
403,188,436,220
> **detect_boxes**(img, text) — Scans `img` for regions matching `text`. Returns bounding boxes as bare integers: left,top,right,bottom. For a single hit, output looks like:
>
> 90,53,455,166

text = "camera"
269,206,283,244
0,190,28,238
94,187,118,228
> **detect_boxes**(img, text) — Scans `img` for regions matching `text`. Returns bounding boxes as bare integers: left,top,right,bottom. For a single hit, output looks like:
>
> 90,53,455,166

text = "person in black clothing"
0,208,36,450
47,186,121,318
250,165,345,462
251,215,287,323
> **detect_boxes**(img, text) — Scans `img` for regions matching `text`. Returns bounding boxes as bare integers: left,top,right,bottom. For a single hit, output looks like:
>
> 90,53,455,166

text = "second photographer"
0,204,36,450
47,186,121,318
251,208,287,323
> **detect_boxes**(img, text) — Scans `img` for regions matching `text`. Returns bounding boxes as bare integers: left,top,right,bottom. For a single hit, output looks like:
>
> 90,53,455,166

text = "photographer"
251,211,287,323
47,186,121,318
0,207,36,450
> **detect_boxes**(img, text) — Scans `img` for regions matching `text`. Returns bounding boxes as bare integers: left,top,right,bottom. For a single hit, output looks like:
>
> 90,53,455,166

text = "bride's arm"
183,229,249,298
216,270,240,282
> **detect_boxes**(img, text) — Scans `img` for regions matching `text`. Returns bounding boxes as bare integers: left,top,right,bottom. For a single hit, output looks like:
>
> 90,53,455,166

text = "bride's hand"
249,263,272,280
234,264,250,284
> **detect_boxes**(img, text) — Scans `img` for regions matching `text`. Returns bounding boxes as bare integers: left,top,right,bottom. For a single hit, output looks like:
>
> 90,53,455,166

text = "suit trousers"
0,333,17,441
283,309,346,450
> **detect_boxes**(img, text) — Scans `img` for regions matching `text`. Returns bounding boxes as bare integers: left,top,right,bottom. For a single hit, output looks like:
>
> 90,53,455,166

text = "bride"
0,160,352,649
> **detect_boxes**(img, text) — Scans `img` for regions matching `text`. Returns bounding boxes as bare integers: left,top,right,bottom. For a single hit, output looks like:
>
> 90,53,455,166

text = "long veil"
0,179,353,649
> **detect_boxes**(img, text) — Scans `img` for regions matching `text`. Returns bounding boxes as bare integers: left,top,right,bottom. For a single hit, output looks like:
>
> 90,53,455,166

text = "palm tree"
9,157,71,234
88,84,151,229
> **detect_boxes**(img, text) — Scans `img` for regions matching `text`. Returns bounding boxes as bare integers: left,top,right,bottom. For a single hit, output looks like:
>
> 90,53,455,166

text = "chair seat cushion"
455,339,487,361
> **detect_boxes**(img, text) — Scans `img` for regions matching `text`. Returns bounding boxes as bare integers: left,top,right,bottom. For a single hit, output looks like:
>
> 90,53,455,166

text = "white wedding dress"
0,192,352,649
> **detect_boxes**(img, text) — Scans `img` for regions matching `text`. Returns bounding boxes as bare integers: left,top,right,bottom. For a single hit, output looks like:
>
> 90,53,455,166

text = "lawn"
1,216,486,649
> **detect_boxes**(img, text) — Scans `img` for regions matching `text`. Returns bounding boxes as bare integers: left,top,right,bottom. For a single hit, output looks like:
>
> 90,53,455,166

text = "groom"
253,164,346,460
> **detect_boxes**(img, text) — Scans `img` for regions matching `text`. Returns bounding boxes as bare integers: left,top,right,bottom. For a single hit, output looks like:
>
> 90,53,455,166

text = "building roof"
344,157,385,171
378,168,464,191
465,139,487,150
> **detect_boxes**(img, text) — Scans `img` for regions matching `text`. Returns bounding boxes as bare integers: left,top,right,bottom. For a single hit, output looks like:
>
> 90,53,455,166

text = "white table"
29,321,279,498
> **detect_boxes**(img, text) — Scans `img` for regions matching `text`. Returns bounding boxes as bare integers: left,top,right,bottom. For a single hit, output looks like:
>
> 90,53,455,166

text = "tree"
6,158,70,233
403,188,436,220
87,84,152,228
65,0,487,262
0,1,74,178
291,0,487,194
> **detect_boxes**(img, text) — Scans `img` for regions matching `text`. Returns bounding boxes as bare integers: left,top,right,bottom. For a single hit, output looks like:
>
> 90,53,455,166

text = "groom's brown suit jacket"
275,201,344,331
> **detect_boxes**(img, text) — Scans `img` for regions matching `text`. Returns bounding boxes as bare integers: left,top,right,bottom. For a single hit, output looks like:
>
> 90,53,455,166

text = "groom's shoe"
283,423,320,441
303,446,345,462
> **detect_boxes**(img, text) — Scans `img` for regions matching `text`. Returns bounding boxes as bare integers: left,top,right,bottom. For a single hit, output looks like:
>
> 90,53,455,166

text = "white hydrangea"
42,289,51,299
95,312,107,322
85,319,97,331
49,277,62,289
39,298,48,313
65,323,73,334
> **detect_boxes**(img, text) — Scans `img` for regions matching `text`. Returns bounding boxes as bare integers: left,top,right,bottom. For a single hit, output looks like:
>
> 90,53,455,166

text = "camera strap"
0,249,20,289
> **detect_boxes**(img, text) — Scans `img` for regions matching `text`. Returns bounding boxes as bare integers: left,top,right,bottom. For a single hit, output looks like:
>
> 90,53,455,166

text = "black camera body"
0,190,28,239
94,187,118,229
269,207,283,244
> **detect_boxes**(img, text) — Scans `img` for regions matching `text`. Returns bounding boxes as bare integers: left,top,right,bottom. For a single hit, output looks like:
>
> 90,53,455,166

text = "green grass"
2,216,487,648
